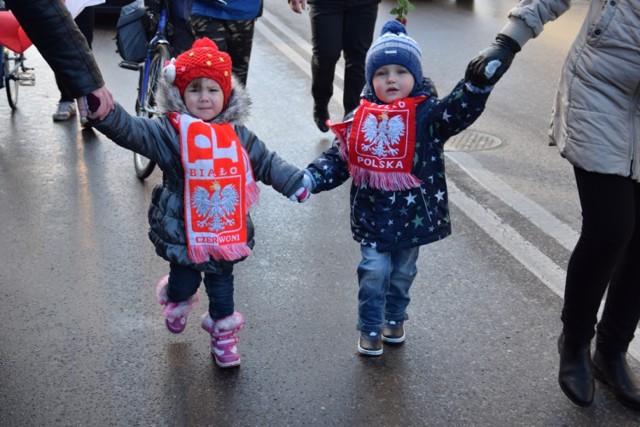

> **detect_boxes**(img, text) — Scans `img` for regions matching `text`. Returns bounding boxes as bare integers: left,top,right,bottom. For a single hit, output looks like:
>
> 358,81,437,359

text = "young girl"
91,37,310,368
304,20,516,356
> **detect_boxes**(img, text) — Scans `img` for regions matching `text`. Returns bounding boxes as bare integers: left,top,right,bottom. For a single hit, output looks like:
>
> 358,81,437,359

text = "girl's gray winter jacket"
501,0,640,182
93,80,305,272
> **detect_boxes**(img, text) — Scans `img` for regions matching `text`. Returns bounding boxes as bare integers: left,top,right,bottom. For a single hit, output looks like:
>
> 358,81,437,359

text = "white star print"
404,193,416,205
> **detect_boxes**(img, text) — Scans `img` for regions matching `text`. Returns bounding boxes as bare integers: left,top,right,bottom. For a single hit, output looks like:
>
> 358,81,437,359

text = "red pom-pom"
192,37,217,50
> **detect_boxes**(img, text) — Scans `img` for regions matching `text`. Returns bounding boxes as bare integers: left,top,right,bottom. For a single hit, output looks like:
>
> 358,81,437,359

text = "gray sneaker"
382,320,405,344
358,331,383,356
52,101,77,121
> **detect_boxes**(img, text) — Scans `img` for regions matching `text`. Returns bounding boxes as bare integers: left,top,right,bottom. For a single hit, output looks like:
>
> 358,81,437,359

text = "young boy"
91,37,310,368
304,20,517,356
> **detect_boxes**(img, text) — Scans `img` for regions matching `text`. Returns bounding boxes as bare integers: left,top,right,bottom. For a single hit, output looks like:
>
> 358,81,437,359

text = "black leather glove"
465,34,521,88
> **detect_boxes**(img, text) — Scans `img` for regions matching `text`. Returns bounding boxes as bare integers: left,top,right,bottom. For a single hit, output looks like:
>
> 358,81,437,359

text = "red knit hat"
165,37,232,102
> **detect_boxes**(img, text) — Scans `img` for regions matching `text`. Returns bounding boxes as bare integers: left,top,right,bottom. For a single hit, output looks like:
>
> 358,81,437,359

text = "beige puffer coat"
500,0,640,182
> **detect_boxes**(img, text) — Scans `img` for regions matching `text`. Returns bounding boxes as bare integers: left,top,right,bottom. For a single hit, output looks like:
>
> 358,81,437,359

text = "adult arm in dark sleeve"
5,0,114,119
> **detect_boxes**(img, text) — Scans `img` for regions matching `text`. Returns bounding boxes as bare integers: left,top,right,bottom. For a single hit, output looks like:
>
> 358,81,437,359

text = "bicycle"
119,0,172,180
2,47,34,109
0,5,36,109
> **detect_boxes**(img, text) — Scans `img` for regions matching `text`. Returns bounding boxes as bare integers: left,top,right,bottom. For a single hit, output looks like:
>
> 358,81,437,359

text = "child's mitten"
290,187,310,203
289,172,313,203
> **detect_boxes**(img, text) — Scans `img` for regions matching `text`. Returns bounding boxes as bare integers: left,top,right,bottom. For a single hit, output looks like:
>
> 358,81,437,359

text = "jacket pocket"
587,0,616,45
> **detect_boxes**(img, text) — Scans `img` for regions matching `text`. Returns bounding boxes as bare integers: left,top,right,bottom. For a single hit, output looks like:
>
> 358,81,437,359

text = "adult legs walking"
559,167,640,407
309,2,378,131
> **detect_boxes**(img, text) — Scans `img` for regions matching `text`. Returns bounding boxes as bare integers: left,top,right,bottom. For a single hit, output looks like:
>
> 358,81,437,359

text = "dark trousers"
168,19,196,57
191,15,256,87
167,262,235,320
56,7,94,102
309,2,378,116
562,167,640,353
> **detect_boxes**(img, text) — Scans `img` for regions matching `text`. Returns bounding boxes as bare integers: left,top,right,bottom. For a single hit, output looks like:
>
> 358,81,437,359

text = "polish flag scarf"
330,96,426,191
170,113,260,263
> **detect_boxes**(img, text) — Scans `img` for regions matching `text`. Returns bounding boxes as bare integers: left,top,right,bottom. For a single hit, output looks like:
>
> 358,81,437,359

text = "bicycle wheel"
133,43,171,180
4,49,19,109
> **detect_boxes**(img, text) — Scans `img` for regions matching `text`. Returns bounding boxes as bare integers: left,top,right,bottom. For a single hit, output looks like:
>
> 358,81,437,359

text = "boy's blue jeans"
357,245,420,334
167,262,235,320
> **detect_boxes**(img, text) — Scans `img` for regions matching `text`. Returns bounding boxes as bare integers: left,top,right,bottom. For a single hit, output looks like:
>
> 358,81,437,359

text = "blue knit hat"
365,20,423,90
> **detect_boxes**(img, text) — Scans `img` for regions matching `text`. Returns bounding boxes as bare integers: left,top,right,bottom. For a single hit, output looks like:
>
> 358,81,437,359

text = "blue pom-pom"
381,19,407,36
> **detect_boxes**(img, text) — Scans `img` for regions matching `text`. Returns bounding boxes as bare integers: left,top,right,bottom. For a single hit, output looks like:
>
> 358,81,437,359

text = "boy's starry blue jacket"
306,77,492,252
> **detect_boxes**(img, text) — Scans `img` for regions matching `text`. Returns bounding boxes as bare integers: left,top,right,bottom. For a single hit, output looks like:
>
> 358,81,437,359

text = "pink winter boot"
156,275,199,334
201,311,245,368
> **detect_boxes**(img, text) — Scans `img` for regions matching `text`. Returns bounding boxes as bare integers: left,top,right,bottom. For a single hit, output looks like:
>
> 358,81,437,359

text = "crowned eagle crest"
191,181,240,231
360,112,406,157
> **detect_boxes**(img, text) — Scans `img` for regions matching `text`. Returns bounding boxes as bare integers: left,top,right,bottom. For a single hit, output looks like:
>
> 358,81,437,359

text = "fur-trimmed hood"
155,76,251,125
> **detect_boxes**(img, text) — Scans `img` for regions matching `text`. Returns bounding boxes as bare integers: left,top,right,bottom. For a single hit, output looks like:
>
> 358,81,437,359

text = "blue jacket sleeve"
306,143,351,193
428,80,491,144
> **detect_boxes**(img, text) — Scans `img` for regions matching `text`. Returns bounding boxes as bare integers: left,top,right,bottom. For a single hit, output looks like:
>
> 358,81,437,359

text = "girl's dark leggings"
167,262,235,320
562,167,640,353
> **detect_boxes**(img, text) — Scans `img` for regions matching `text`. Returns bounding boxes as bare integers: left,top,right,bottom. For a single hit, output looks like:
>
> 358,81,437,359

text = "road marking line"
447,151,579,251
449,180,640,360
256,10,344,106
448,181,567,298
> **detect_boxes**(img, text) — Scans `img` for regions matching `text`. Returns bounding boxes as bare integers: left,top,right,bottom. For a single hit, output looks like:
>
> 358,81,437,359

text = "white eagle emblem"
360,112,406,157
191,181,239,231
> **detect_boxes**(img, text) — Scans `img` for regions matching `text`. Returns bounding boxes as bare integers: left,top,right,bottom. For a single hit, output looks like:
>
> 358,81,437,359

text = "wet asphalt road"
2,0,640,425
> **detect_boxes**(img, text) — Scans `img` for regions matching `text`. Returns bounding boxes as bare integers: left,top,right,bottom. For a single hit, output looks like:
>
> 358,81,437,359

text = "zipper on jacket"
418,187,433,223
629,81,640,179
351,185,360,221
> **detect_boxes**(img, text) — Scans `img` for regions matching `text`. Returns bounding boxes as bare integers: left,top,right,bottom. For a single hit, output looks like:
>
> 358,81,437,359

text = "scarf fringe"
349,165,422,191
244,182,260,210
338,140,349,163
189,243,252,263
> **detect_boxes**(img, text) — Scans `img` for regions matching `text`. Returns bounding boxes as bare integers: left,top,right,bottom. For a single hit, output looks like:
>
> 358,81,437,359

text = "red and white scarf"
330,96,426,191
170,113,260,263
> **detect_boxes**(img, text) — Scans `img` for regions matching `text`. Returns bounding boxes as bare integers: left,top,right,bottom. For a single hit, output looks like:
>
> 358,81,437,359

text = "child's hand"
288,0,307,14
465,34,521,87
289,172,313,203
85,86,114,121
289,187,310,203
